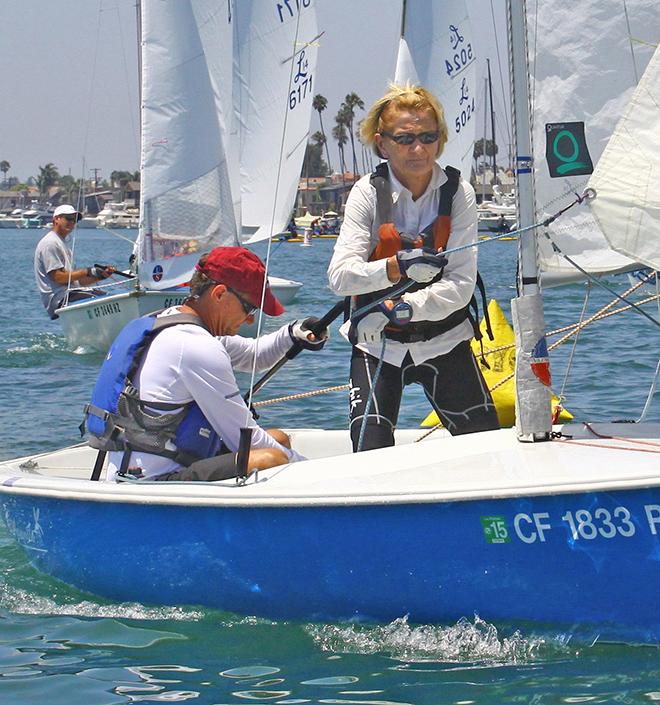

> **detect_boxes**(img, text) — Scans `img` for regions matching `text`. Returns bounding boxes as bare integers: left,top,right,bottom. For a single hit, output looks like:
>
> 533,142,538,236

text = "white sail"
139,0,238,290
528,1,657,285
588,44,660,271
394,0,477,180
191,0,243,234
235,0,319,243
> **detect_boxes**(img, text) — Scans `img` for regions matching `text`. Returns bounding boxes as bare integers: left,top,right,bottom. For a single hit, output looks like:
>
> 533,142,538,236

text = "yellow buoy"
421,299,573,428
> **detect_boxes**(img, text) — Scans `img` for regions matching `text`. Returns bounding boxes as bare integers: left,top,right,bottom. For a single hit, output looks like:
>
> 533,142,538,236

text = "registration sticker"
480,515,511,544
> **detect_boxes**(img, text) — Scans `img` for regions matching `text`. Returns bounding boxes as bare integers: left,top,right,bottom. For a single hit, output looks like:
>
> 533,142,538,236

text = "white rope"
557,282,591,403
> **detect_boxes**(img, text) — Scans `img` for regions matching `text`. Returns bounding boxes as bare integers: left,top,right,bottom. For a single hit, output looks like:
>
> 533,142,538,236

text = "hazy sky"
0,0,509,183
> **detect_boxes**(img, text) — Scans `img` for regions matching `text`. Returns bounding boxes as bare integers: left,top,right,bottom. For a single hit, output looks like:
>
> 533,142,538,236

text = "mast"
482,77,487,203
507,0,552,442
135,0,142,107
487,58,497,184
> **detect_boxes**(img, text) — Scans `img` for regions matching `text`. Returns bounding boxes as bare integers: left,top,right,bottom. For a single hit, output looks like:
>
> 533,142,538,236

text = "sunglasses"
227,287,258,316
381,131,440,146
61,214,78,223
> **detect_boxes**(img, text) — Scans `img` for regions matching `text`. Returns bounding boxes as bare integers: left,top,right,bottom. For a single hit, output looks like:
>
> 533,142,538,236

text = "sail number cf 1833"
481,504,660,545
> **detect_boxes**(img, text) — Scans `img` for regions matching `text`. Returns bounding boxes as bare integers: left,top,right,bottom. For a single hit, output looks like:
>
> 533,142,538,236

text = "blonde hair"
360,82,448,159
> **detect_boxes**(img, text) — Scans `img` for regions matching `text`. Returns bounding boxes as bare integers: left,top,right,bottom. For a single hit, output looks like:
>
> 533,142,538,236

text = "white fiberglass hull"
1,423,659,640
56,277,302,352
56,289,189,353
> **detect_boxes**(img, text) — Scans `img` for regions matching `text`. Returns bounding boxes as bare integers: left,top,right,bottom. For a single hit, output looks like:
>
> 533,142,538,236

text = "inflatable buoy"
421,299,573,428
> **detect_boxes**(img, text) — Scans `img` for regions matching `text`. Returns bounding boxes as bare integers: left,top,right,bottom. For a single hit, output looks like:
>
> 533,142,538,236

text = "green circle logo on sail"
545,122,594,178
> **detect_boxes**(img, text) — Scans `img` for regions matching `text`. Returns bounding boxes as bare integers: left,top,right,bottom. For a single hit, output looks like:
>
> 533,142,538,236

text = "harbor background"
0,228,659,702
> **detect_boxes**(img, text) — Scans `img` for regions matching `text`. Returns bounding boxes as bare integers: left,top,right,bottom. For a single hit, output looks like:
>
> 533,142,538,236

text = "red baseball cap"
195,247,285,316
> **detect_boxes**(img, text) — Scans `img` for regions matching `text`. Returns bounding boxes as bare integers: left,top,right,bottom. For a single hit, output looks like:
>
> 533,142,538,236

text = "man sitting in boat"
85,246,328,482
327,83,499,452
33,204,116,319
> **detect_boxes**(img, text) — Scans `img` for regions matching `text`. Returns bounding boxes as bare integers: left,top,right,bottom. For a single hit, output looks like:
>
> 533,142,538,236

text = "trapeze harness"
82,312,227,479
354,162,492,347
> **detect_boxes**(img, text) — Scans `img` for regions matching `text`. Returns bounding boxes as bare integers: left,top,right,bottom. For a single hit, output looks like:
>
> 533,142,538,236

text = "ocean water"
0,227,659,703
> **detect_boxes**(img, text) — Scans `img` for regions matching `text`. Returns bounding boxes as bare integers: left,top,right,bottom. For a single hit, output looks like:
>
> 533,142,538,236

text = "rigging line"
243,3,308,421
543,233,660,330
253,384,349,407
80,2,104,172
490,0,513,156
556,438,660,454
638,358,660,423
548,276,653,349
638,271,660,422
68,1,104,296
357,336,388,453
96,226,138,245
112,3,140,160
583,422,660,449
623,0,639,83
557,281,591,403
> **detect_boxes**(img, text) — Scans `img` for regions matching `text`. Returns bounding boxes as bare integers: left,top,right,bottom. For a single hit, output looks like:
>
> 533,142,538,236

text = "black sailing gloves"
289,317,329,351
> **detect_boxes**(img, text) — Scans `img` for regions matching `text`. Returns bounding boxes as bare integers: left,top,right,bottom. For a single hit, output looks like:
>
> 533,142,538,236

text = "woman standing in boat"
327,83,499,452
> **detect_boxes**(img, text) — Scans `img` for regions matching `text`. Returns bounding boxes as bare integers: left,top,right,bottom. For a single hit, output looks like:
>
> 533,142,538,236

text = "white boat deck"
0,424,659,508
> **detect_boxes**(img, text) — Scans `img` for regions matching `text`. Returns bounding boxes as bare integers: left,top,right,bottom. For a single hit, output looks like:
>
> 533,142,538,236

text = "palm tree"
342,92,365,176
36,163,60,198
332,121,348,193
332,121,348,176
311,131,330,175
312,94,333,173
356,119,374,175
0,160,10,187
59,175,84,206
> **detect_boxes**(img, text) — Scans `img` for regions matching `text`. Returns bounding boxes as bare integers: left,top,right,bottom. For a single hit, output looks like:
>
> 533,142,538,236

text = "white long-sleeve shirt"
106,309,303,480
327,162,478,366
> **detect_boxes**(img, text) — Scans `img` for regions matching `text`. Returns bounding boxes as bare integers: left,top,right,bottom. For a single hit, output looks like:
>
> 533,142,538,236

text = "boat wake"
3,333,72,363
0,584,204,623
306,615,550,665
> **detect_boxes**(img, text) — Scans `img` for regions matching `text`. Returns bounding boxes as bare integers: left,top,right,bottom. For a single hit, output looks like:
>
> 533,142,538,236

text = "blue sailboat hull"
2,484,659,641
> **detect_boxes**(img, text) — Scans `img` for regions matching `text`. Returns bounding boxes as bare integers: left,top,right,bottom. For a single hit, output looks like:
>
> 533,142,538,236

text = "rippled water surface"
0,227,658,703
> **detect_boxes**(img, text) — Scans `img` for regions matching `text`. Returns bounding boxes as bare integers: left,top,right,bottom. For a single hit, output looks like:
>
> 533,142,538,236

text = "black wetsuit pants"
348,339,500,452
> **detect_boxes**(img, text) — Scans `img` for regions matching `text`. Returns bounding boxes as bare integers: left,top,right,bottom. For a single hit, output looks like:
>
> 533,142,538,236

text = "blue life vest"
84,311,224,469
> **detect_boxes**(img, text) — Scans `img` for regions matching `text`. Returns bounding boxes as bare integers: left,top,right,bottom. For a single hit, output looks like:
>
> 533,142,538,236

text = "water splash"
0,584,204,622
306,615,547,665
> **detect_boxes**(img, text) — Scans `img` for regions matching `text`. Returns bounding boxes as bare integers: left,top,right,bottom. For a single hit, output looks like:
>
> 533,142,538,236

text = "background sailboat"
235,0,320,245
56,0,317,352
393,0,477,178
